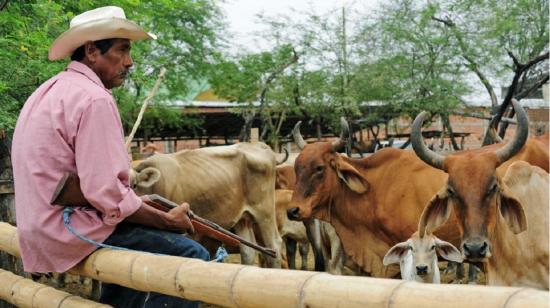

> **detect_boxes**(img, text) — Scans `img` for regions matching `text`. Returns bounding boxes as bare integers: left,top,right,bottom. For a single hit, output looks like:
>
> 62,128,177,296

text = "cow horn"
276,148,289,165
411,111,445,170
292,121,307,150
495,99,529,165
331,117,349,151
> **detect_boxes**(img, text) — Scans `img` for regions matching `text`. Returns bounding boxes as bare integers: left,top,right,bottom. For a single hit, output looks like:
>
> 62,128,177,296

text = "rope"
63,207,227,262
212,246,229,262
63,207,135,252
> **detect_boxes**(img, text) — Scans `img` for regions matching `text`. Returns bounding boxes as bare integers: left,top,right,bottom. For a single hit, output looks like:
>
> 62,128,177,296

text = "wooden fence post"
0,131,24,308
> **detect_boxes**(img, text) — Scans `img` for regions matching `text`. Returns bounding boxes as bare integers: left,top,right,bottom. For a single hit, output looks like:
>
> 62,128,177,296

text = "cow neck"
317,182,398,277
328,214,399,278
486,215,521,286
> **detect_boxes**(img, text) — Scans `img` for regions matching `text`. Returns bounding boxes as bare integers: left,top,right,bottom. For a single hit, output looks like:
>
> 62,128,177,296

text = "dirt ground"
44,249,484,308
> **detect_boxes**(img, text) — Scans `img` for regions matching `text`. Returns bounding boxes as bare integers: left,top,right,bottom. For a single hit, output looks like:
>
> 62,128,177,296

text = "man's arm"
125,201,194,233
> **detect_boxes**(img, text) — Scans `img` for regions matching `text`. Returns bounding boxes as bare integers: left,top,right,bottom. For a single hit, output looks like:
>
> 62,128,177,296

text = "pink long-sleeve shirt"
12,61,142,273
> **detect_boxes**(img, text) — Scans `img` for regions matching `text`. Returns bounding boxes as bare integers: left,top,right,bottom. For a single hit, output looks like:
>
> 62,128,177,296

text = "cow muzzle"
463,240,490,261
416,264,428,276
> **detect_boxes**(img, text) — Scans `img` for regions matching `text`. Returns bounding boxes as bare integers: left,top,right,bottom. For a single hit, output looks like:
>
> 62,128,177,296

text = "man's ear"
83,41,99,62
434,237,463,263
332,156,369,194
383,241,410,265
418,186,452,236
498,186,527,234
136,167,161,189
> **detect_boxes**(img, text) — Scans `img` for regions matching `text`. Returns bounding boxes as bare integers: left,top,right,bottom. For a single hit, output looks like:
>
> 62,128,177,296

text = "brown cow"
131,142,283,268
412,100,549,289
277,164,357,274
287,118,459,278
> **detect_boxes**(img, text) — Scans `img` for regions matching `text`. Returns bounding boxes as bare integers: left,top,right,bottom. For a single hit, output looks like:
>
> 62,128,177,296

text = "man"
11,6,209,307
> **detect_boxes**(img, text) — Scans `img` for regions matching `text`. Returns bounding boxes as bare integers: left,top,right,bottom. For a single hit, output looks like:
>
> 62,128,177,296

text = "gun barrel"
146,194,278,259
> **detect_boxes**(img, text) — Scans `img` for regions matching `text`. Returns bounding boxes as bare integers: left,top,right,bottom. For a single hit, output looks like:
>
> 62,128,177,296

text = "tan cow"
491,161,548,288
274,189,310,270
413,99,549,289
131,142,283,268
286,118,460,278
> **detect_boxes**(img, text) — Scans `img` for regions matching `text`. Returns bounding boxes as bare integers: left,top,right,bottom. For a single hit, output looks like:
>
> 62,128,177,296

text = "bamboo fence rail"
0,268,109,308
0,222,547,308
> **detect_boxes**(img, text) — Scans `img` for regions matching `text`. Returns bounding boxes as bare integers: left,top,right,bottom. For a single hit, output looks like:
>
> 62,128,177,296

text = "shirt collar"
66,61,112,94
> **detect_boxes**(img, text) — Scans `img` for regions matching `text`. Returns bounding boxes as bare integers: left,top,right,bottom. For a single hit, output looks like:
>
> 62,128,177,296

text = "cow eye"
430,245,436,250
447,187,454,196
315,165,325,173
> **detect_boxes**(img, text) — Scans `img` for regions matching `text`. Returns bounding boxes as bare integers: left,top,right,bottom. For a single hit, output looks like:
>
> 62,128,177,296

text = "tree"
427,0,548,144
208,44,299,146
359,0,469,120
0,0,224,138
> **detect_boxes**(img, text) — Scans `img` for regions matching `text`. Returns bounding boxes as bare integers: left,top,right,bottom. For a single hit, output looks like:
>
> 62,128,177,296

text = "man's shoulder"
54,70,113,102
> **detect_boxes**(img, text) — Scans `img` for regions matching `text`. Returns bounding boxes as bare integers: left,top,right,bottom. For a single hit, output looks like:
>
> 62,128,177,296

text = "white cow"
383,232,462,283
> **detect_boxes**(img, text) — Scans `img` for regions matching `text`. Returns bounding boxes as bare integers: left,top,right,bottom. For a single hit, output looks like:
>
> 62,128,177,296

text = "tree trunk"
316,117,322,141
442,115,460,151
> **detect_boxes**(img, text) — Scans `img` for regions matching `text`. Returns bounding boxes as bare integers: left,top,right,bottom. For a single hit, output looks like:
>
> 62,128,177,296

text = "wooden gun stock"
50,172,277,259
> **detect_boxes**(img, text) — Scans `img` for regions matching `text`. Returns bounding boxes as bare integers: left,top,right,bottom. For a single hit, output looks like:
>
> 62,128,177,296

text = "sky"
219,0,384,52
217,0,547,106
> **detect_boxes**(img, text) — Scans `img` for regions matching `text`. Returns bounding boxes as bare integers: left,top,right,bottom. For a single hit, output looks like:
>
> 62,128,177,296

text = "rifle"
50,172,277,258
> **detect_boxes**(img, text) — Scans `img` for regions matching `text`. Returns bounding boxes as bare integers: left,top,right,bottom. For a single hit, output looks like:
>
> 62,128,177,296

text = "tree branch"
0,0,9,11
258,48,299,112
497,73,549,137
516,73,549,100
432,16,498,107
483,51,549,145
452,111,517,125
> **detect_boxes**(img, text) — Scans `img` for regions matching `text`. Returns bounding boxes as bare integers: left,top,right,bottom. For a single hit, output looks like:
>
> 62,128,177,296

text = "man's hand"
126,199,195,233
165,202,195,234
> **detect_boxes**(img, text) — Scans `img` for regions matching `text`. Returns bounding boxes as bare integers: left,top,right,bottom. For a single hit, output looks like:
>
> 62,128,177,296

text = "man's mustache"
118,70,130,77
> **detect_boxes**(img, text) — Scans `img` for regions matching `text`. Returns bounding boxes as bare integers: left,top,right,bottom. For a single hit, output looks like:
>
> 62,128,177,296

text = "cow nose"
287,207,300,220
416,265,428,275
463,241,488,259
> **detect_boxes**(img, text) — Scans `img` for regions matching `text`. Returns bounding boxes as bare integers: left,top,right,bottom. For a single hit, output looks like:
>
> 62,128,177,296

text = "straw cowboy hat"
48,6,156,61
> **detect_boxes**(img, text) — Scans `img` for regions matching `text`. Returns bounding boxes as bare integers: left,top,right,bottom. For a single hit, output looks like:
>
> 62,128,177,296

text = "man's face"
89,38,133,89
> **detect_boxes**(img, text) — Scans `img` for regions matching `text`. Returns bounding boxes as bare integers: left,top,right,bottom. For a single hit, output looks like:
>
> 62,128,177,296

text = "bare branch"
497,73,549,137
507,50,521,68
452,111,517,125
517,73,549,100
258,48,299,110
482,51,549,145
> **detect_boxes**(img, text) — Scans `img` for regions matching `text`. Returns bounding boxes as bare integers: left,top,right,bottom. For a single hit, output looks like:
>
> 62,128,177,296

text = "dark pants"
99,223,210,308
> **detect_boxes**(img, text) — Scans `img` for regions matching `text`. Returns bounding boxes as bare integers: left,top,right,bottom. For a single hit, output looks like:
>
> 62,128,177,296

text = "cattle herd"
130,100,549,291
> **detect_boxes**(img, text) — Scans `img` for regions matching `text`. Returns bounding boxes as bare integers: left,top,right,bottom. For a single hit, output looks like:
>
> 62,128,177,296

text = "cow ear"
383,241,410,265
434,237,462,263
418,186,451,237
334,158,369,194
136,167,161,188
498,187,527,234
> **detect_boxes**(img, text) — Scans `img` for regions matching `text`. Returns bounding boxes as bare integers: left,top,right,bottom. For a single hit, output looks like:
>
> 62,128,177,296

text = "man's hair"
70,39,115,61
